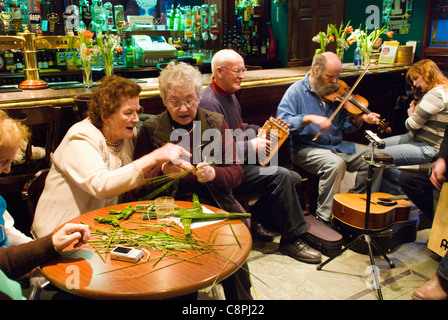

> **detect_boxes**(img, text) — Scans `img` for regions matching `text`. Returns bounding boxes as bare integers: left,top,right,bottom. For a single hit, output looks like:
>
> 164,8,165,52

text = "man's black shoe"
279,237,322,264
251,220,275,242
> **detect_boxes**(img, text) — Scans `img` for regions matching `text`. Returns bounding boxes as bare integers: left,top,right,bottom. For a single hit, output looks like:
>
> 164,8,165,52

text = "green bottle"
126,40,134,68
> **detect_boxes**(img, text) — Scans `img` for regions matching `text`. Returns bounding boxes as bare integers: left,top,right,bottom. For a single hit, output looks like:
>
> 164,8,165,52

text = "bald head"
211,49,244,76
309,52,342,97
211,49,245,93
312,52,342,77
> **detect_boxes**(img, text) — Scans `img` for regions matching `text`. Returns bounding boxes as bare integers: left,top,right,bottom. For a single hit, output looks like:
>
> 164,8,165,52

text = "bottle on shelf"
56,49,66,70
14,51,23,71
37,51,44,69
47,51,55,68
125,40,134,68
0,51,5,72
354,42,362,69
42,51,49,69
66,51,76,71
5,51,16,73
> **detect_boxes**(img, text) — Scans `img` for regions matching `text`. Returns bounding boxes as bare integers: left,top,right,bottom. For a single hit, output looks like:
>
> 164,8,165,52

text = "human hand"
408,101,416,117
361,112,381,125
52,223,90,252
194,162,216,183
152,143,192,166
250,137,271,153
161,158,194,177
430,158,447,191
138,143,192,173
304,115,332,131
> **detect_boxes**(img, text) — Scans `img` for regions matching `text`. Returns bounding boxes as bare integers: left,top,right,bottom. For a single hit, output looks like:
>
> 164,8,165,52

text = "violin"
412,83,423,103
324,79,392,134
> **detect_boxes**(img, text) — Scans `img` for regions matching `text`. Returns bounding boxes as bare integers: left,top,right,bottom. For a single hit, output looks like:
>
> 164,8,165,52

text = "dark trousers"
234,165,308,240
398,171,436,228
438,252,448,283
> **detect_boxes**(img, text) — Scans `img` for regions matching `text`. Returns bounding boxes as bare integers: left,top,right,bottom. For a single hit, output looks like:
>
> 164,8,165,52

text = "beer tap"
0,27,80,89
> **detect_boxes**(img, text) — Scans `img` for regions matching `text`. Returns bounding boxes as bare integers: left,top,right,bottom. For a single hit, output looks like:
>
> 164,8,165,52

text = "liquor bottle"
80,2,92,30
354,42,362,69
184,6,193,44
104,2,114,31
47,51,55,68
5,51,15,72
37,51,44,69
173,5,182,31
14,51,23,70
0,51,5,71
260,39,267,58
125,40,134,68
42,50,49,69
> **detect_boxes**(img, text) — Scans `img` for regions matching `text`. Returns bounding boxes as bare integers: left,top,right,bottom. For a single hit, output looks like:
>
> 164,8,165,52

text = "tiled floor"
198,172,443,301
199,228,441,300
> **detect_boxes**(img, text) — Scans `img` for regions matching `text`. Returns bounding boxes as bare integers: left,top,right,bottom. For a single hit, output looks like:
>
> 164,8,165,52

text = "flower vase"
362,48,371,66
104,63,114,76
336,47,344,62
81,62,93,90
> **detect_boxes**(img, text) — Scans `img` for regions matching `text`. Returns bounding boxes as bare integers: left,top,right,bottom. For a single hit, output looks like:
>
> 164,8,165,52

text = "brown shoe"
412,274,448,300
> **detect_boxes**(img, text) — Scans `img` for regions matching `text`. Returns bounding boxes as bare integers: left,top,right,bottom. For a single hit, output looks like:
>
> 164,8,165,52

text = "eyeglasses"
167,97,198,109
221,66,247,74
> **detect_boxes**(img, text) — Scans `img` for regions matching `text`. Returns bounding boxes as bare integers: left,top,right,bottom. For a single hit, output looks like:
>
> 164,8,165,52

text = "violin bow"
312,62,372,142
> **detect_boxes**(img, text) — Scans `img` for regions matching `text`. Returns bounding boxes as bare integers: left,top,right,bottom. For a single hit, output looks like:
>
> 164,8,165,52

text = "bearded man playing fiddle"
276,52,383,225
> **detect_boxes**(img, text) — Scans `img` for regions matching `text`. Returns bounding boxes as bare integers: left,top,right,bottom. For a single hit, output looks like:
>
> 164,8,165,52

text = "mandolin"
332,193,411,230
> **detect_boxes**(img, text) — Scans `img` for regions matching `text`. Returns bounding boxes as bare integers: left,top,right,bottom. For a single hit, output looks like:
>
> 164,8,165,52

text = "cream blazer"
32,118,145,238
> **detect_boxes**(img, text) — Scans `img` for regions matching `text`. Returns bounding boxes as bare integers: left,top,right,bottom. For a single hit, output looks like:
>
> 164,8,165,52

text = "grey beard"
310,75,339,97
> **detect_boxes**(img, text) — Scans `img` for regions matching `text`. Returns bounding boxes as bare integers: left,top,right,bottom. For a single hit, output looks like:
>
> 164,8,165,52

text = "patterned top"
406,85,448,150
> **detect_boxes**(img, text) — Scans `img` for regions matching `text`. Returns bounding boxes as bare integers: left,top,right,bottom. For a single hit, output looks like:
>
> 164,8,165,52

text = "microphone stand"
316,135,395,300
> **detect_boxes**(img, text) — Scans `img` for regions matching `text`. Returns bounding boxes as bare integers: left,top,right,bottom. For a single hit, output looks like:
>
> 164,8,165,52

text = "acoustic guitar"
332,193,411,230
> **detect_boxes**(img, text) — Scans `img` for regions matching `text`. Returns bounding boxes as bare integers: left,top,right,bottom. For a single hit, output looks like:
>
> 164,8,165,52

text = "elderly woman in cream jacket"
32,76,189,238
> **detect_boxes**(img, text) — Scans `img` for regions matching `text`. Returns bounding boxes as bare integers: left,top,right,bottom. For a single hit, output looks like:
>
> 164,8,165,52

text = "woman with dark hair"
32,76,190,238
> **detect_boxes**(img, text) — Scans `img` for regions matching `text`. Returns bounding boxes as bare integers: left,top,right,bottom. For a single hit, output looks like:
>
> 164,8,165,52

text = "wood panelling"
288,0,345,63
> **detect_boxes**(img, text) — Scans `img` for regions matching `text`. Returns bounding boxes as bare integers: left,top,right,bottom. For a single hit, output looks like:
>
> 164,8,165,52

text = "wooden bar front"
0,63,410,151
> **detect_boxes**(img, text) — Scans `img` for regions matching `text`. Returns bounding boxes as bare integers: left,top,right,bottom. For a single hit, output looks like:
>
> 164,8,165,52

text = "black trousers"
234,165,308,240
398,171,437,229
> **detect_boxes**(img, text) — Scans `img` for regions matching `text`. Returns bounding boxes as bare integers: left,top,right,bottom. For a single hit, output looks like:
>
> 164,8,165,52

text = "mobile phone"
110,246,144,263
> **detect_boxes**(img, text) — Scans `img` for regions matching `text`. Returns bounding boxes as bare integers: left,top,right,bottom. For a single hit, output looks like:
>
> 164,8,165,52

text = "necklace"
104,136,123,147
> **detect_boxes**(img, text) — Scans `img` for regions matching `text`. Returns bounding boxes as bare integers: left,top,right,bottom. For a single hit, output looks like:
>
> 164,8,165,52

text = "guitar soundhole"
378,201,397,207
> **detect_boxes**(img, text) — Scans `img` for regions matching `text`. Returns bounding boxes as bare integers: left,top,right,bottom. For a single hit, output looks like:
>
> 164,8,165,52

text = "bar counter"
0,62,411,147
0,63,409,108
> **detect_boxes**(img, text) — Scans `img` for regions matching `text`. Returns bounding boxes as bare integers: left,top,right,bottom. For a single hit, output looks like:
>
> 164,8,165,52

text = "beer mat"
0,85,21,92
48,81,99,89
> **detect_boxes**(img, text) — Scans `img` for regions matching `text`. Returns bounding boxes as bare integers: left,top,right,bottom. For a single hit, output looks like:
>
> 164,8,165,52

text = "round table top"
40,201,252,300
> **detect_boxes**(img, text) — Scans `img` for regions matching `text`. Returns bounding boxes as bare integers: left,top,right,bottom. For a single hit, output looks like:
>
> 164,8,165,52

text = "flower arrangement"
347,25,394,64
78,29,99,89
96,31,123,76
312,21,353,59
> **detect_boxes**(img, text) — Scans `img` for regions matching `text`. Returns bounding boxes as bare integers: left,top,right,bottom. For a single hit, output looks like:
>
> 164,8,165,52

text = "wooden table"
40,201,252,300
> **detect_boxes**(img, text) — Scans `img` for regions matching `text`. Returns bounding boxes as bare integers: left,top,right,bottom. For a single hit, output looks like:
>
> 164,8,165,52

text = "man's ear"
215,66,224,79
